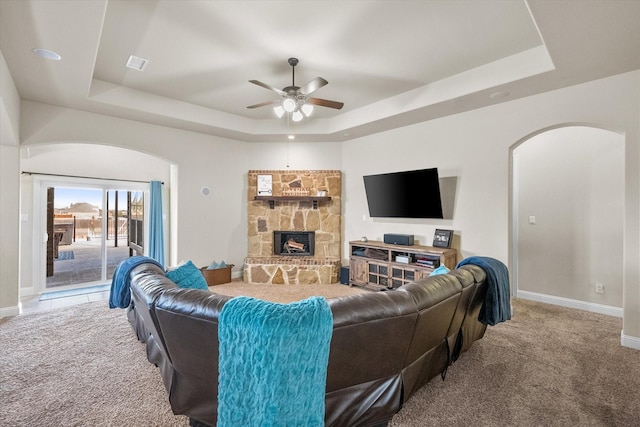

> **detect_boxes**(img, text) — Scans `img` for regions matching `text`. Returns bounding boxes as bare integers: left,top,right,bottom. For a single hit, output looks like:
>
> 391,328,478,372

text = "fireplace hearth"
273,231,315,256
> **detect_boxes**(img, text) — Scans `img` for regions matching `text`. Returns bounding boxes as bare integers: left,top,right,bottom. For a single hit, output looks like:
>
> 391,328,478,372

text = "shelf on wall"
254,195,332,209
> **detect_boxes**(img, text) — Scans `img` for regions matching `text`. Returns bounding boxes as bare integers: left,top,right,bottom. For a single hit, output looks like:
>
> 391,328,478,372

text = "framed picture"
433,229,453,248
257,174,272,196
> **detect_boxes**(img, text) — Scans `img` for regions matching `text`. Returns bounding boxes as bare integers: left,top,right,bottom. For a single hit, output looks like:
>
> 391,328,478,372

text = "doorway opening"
510,125,624,316
44,184,145,291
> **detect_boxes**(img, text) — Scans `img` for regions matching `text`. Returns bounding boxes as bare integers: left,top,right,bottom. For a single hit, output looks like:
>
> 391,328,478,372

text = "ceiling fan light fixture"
301,103,313,117
292,110,304,122
283,97,296,112
274,105,285,118
248,58,342,121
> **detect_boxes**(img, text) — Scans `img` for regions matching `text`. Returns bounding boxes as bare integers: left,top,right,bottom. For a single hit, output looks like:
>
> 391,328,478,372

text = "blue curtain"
148,180,165,267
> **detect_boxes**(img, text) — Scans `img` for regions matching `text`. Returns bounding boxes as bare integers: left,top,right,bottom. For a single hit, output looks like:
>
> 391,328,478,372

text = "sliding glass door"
38,178,146,292
47,187,105,288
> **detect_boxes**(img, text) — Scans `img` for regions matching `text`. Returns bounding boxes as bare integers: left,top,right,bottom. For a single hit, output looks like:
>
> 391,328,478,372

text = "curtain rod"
21,171,164,185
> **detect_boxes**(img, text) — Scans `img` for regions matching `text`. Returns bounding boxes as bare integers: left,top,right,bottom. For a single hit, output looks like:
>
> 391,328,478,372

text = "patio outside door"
45,186,134,289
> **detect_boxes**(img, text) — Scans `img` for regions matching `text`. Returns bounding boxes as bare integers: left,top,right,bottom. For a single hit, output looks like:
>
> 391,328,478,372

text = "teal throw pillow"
429,265,450,276
207,260,227,270
166,260,209,290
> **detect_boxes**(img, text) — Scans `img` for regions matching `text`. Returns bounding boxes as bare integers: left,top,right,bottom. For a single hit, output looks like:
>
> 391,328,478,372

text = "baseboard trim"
516,290,623,317
0,304,20,318
621,332,640,350
20,286,35,297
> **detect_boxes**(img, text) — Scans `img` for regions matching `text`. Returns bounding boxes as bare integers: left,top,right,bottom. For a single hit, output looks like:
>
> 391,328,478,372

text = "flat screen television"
363,168,444,219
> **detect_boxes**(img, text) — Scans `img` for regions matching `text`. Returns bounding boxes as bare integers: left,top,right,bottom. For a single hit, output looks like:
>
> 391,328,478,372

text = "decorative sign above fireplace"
273,231,315,256
257,174,273,196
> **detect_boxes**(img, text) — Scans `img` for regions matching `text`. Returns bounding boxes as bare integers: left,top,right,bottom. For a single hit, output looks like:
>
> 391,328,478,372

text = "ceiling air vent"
126,55,148,71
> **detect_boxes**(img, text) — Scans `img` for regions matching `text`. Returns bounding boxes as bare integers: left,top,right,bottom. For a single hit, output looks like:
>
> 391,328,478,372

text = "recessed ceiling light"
33,48,61,61
126,55,148,71
489,90,510,99
288,135,295,140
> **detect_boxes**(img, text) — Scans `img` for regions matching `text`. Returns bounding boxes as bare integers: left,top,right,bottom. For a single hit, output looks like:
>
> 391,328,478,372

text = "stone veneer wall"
245,170,341,284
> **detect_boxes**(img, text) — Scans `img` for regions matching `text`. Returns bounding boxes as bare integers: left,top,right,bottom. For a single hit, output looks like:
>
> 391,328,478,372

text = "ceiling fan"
247,58,344,121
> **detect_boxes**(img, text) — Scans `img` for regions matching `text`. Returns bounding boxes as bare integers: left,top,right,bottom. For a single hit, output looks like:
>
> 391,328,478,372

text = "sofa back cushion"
128,265,178,391
130,268,177,315
445,267,478,360
456,264,489,352
129,269,177,346
399,274,462,362
326,291,418,391
324,291,418,426
154,288,232,427
127,263,174,338
397,274,462,398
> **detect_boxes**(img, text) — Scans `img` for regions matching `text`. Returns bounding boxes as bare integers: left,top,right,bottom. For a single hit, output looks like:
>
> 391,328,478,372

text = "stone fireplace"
244,170,341,284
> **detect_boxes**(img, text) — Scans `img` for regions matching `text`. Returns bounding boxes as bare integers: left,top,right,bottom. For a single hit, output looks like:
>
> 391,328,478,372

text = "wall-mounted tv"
363,168,444,219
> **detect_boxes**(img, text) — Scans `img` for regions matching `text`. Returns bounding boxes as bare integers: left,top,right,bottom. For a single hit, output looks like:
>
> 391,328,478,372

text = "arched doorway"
510,125,624,316
20,142,173,297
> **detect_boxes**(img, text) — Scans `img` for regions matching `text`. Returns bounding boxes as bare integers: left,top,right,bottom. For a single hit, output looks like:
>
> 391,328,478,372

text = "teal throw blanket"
109,256,163,309
456,256,511,326
217,296,333,427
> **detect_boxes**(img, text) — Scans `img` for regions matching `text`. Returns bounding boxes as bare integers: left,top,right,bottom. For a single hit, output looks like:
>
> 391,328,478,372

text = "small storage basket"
200,265,234,286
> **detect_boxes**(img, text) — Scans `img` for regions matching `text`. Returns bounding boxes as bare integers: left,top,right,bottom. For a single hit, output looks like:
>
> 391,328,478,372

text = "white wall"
0,145,20,316
342,108,512,262
21,143,172,183
0,50,19,146
342,71,640,344
0,49,20,316
19,143,173,295
19,101,249,274
245,141,343,171
515,127,624,308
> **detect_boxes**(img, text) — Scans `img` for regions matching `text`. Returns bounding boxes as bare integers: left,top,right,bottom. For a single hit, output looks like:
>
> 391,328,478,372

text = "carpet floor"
1,293,638,426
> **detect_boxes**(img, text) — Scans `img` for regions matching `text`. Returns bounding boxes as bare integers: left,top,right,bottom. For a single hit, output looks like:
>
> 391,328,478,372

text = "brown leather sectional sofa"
125,261,490,427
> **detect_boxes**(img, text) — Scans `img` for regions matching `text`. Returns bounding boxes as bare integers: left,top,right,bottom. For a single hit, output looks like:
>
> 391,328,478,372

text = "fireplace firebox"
273,231,315,256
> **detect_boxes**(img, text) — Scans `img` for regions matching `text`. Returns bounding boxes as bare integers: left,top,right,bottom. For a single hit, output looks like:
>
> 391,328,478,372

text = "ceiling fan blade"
247,100,281,109
249,80,286,96
308,97,344,110
298,77,328,96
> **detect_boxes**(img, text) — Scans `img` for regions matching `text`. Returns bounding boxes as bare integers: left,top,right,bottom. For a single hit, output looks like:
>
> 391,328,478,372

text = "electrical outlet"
595,283,605,294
